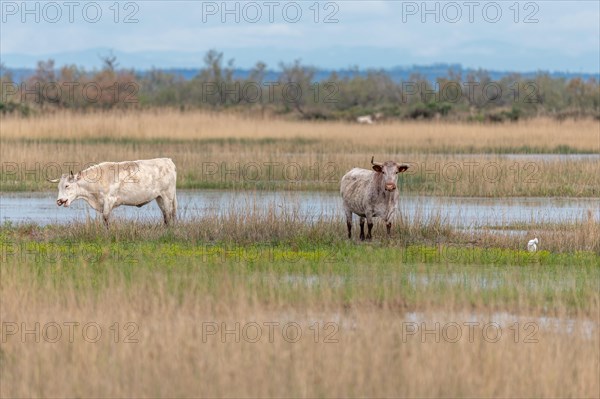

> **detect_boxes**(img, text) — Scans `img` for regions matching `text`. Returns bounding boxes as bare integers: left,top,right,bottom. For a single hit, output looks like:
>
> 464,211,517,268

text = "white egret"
527,238,539,252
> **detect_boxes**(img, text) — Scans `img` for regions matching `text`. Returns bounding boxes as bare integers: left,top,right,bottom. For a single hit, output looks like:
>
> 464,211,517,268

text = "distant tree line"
1,50,598,122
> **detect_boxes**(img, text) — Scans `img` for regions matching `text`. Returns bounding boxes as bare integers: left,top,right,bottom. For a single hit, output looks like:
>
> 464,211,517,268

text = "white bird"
527,238,539,252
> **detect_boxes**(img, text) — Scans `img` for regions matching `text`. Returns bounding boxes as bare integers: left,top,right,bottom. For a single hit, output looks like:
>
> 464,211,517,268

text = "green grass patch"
2,227,598,314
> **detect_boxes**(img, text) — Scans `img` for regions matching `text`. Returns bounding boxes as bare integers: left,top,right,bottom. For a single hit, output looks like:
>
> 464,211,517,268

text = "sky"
1,0,599,72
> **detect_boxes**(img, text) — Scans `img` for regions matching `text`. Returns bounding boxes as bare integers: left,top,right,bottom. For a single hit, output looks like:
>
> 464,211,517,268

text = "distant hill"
3,64,598,83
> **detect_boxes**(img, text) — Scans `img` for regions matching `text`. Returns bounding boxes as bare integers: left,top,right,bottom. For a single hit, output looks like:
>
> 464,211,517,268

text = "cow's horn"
47,178,60,183
371,156,383,167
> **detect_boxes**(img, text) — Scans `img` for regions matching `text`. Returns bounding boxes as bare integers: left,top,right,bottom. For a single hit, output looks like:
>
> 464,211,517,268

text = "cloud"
1,0,598,72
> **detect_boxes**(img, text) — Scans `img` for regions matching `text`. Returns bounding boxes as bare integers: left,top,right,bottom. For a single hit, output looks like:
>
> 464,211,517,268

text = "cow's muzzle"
385,183,396,192
57,199,67,206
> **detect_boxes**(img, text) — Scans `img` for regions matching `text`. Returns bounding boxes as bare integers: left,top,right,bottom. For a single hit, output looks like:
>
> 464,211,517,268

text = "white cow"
49,158,177,226
356,115,374,124
341,156,409,240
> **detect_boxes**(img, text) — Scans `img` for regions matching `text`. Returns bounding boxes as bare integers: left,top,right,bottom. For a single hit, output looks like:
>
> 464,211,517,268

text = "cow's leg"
155,196,171,225
345,208,353,239
385,208,396,237
366,214,374,240
102,202,113,228
170,194,177,223
359,217,366,241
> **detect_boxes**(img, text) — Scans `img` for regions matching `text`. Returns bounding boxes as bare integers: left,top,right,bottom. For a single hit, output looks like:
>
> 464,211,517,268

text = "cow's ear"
372,165,383,173
397,164,410,173
75,172,82,181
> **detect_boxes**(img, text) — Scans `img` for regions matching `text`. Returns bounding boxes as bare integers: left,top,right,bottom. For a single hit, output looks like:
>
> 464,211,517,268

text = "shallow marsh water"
1,190,597,226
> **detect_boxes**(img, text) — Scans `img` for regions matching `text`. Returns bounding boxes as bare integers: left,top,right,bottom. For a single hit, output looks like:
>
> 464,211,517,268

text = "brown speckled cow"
340,156,409,240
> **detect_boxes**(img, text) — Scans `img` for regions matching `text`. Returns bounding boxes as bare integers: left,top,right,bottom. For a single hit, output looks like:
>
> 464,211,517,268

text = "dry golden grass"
1,109,599,151
1,204,598,397
8,200,596,253
1,269,598,398
1,110,599,195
